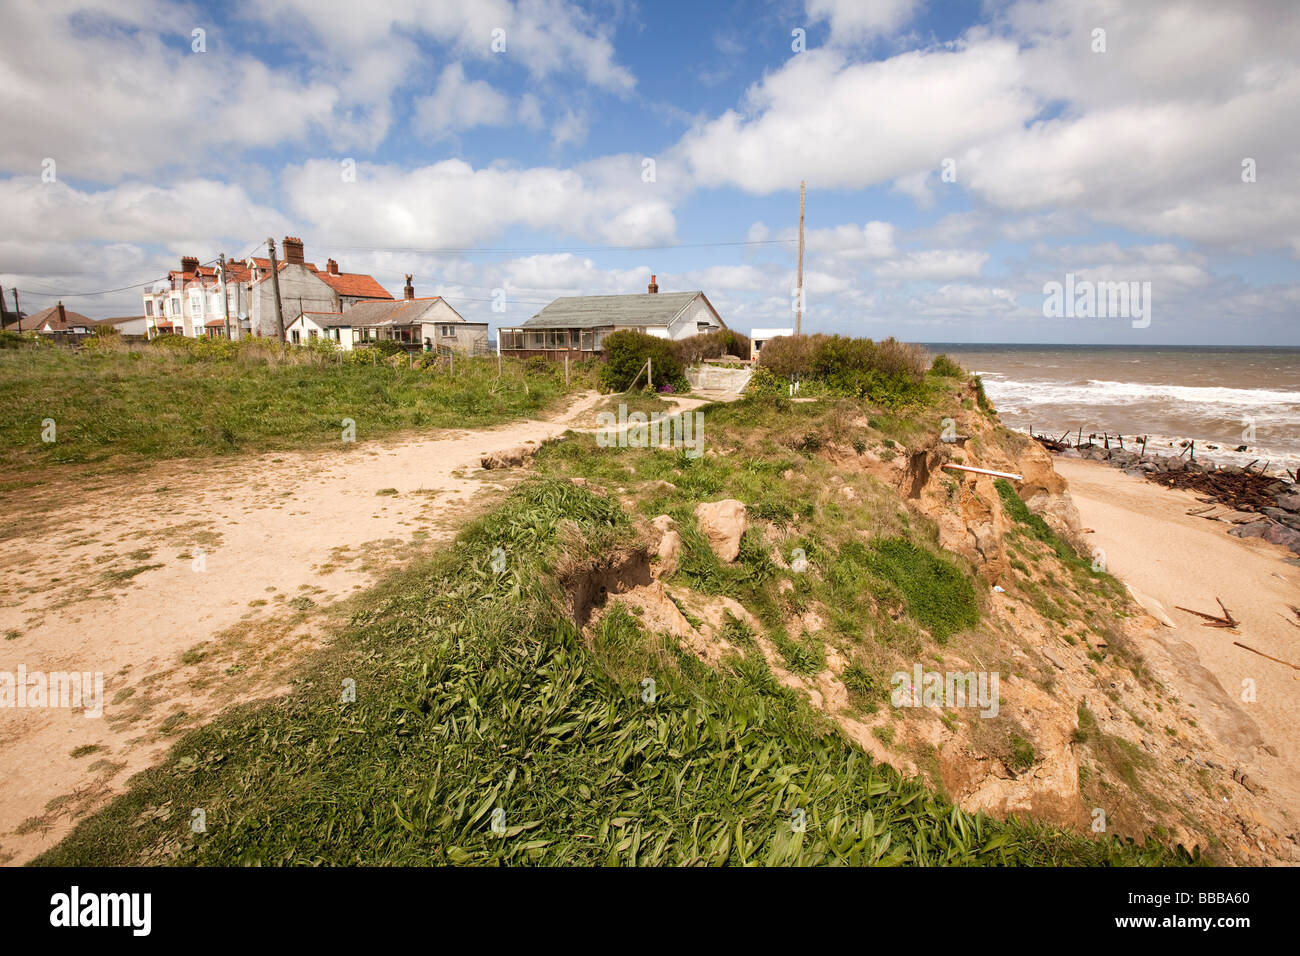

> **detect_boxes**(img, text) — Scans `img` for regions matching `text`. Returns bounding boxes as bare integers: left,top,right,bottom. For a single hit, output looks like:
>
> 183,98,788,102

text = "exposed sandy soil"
1056,458,1300,818
0,390,717,865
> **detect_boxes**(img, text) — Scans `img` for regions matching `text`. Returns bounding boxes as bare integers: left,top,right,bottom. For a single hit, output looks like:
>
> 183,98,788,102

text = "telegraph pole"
795,179,805,337
267,238,286,342
219,253,232,339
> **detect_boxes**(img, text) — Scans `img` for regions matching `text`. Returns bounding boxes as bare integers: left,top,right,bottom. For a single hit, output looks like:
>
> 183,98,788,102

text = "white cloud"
675,42,1035,193
283,156,677,248
0,176,289,245
806,0,922,42
912,284,1020,316
876,249,989,280
806,221,897,259
414,64,512,136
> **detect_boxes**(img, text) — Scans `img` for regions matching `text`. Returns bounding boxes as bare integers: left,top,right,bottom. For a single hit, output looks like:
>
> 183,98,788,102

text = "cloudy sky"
1,0,1298,343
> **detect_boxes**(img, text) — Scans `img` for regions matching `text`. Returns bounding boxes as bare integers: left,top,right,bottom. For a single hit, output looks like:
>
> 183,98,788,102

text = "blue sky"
2,0,1298,344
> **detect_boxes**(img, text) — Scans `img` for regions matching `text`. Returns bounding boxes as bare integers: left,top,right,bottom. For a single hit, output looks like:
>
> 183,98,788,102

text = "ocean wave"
982,377,1300,411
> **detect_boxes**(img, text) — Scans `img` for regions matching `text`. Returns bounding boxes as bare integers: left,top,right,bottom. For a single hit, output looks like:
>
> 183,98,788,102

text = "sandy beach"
1056,457,1300,821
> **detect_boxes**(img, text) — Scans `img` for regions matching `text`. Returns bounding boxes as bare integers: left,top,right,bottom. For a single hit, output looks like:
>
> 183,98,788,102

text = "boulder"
695,499,748,563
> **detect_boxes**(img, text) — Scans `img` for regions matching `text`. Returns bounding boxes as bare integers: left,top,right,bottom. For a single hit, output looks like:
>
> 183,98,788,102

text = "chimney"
648,274,658,294
403,274,415,300
282,236,305,265
327,258,339,275
57,301,67,324
181,255,199,275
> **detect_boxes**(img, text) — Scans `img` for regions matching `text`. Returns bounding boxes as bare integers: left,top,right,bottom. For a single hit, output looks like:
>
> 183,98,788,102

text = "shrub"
758,333,822,378
599,330,687,392
673,329,751,364
930,353,963,377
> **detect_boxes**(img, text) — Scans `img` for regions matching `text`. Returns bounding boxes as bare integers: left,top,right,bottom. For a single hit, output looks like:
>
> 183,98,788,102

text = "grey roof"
522,291,704,329
339,297,460,328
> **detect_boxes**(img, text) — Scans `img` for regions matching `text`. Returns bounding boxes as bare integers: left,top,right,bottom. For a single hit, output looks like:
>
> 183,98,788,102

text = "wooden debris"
1233,641,1300,671
1173,598,1239,628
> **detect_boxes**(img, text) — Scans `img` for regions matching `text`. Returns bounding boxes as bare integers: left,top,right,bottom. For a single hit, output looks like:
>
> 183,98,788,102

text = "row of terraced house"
141,237,489,354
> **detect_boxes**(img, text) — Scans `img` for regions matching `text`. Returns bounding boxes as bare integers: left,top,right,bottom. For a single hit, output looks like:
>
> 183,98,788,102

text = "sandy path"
1055,458,1300,814
0,390,716,864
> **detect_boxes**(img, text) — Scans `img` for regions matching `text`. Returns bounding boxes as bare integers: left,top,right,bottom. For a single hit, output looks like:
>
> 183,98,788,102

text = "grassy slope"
0,345,579,485
36,376,1194,866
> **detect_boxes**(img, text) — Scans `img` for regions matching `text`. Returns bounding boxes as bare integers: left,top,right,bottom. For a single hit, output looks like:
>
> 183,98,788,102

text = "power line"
330,238,797,256
10,254,223,299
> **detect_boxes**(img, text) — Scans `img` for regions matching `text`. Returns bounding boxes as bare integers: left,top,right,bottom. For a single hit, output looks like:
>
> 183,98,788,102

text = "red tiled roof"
155,321,175,329
205,319,230,327
315,270,393,300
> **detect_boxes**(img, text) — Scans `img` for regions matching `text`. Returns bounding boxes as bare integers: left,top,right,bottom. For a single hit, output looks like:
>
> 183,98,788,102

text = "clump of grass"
861,538,979,642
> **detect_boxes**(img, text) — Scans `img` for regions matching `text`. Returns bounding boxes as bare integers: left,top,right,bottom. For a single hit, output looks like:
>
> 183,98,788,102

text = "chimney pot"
57,301,66,323
648,274,659,294
181,255,199,276
403,274,414,300
327,258,339,275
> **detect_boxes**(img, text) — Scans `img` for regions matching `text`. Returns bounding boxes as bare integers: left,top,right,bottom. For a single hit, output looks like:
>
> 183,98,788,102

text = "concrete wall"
686,365,754,393
249,265,338,339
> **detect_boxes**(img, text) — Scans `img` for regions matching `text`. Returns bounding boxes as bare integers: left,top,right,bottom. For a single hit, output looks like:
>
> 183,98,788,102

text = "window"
190,295,202,314
308,329,317,340
291,330,300,344
697,321,713,332
170,298,181,315
145,300,154,316
439,325,457,337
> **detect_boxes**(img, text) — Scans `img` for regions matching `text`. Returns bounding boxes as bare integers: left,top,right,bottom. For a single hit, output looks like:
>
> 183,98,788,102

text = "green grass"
34,477,1192,866
0,344,577,485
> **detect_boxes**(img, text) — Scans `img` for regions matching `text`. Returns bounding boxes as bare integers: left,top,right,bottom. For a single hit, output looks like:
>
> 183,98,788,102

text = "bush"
599,330,687,392
673,329,751,365
0,330,35,349
930,353,963,377
758,333,822,378
524,355,557,377
745,364,786,397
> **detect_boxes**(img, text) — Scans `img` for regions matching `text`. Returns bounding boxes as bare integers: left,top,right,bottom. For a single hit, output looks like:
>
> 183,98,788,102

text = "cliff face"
558,380,1297,864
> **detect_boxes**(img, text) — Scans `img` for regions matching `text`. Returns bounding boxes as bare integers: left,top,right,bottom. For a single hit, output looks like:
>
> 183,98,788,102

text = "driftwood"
1147,468,1282,513
1173,598,1239,628
1233,641,1300,671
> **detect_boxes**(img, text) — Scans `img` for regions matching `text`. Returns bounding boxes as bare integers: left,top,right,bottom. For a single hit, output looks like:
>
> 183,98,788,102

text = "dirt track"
0,390,706,864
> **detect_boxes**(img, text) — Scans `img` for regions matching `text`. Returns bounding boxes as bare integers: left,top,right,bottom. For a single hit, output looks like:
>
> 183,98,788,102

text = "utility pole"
218,253,232,340
795,179,805,337
0,285,7,330
267,237,286,342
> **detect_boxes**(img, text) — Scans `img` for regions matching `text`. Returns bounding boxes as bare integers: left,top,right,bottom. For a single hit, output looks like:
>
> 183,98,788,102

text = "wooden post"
1140,436,1147,455
1077,427,1082,448
564,352,569,389
795,179,805,337
1118,434,1124,449
1190,440,1195,460
267,238,286,343
648,356,653,390
219,253,231,339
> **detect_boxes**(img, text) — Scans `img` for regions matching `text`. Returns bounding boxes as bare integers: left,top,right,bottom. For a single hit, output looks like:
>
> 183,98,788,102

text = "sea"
927,345,1300,475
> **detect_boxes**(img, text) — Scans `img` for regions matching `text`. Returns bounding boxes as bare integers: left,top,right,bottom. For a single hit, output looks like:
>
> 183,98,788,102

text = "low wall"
687,365,754,393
